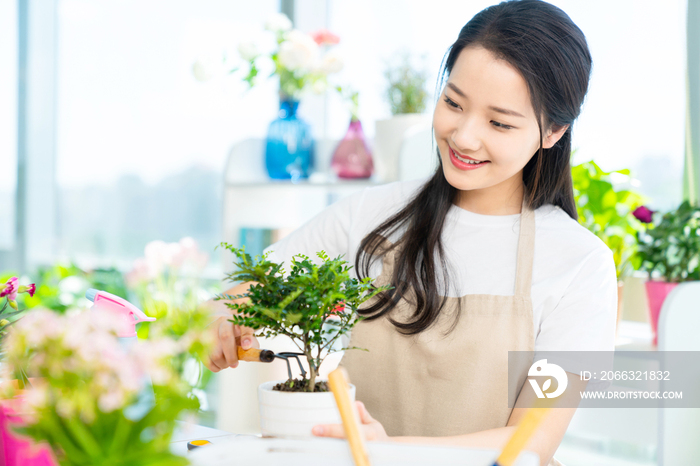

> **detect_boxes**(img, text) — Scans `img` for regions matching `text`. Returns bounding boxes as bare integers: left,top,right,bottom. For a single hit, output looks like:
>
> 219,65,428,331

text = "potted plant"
571,161,646,330
216,245,388,438
633,200,700,345
374,49,430,182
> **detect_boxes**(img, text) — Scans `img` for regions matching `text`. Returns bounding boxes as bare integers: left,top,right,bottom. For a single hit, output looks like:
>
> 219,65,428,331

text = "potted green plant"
633,200,700,345
217,244,387,438
571,160,646,329
375,49,430,182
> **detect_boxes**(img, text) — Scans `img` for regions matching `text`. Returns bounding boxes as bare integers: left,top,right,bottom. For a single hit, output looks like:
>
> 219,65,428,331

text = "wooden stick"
492,400,552,466
328,367,371,466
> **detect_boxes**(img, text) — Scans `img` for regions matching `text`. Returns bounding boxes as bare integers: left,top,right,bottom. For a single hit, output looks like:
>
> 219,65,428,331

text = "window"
56,0,280,272
0,0,18,250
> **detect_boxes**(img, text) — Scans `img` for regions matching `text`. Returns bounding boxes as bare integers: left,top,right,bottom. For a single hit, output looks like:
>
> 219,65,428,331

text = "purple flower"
633,206,655,224
0,277,18,300
18,283,36,297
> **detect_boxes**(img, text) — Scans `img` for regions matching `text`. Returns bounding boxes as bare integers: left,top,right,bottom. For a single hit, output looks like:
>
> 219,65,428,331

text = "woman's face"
432,46,565,209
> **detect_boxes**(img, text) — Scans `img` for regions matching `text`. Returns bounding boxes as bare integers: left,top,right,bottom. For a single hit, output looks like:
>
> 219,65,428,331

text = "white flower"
191,58,217,82
237,40,259,61
98,389,126,413
170,237,208,272
264,13,292,33
319,49,344,74
126,257,154,287
144,240,172,274
279,30,319,72
311,80,328,95
59,275,90,295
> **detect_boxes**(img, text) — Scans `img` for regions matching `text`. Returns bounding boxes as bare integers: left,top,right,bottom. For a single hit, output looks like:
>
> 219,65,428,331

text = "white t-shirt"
264,178,618,354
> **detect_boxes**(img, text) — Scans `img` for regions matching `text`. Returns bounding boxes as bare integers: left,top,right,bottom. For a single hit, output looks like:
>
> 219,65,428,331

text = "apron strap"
514,196,536,298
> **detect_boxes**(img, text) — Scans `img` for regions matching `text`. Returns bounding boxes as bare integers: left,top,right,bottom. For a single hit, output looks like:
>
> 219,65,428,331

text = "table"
170,421,238,456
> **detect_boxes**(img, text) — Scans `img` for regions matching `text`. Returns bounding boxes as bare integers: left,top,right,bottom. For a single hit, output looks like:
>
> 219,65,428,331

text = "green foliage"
635,200,700,282
129,272,219,401
335,85,361,122
572,161,646,280
217,244,389,391
6,264,128,314
17,386,196,466
384,50,428,115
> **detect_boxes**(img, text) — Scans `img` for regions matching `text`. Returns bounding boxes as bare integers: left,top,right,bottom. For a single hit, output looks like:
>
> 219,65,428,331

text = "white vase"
374,114,431,182
258,380,356,438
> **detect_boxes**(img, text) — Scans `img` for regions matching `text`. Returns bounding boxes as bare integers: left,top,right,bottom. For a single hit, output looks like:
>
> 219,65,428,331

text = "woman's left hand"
312,401,389,441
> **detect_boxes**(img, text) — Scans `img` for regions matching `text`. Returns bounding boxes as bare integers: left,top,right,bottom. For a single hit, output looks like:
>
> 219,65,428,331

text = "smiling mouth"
449,147,489,164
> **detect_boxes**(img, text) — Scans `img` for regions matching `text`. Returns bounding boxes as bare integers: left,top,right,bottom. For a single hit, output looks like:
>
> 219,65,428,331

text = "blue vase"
265,98,314,180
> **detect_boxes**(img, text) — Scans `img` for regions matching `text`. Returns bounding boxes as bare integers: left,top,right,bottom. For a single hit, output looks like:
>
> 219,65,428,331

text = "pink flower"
632,206,655,224
18,283,36,297
0,277,18,300
311,29,340,46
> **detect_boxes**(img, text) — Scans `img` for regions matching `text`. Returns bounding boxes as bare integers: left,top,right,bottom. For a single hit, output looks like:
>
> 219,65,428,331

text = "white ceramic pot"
374,114,431,182
258,380,355,439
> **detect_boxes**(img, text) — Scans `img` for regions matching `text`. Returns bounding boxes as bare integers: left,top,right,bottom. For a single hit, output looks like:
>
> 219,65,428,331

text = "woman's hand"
204,316,260,372
203,281,261,372
312,401,389,441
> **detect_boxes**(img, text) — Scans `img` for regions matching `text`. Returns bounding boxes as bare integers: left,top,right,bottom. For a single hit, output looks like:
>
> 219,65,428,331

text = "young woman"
206,1,617,464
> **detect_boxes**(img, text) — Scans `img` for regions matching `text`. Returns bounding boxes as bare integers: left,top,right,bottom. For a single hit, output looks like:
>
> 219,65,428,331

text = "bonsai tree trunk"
307,363,318,392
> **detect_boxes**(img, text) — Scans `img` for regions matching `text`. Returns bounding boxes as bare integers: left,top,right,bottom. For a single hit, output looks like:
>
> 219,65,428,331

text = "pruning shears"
237,346,307,380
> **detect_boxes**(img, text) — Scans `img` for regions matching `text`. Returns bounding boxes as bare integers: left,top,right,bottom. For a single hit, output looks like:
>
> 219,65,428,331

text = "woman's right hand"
205,317,260,372
204,281,260,372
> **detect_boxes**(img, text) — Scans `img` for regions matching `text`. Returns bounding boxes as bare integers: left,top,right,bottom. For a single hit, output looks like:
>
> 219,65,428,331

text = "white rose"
264,13,292,33
237,40,259,61
278,30,319,72
319,49,344,74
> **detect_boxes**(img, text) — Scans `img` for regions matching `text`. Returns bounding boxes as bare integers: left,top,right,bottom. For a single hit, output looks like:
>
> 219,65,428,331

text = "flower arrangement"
383,49,429,115
634,200,700,282
125,237,217,403
217,245,388,392
193,13,343,100
1,309,200,466
572,160,646,280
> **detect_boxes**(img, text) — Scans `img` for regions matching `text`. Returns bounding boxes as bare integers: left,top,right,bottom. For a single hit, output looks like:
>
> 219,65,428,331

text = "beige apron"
341,198,564,466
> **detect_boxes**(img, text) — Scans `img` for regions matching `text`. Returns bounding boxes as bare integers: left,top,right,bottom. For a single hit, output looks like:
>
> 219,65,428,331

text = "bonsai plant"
633,200,700,345
217,244,387,393
216,245,388,438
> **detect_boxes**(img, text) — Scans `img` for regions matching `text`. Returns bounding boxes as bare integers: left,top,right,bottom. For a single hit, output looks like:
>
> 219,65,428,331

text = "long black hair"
355,0,592,334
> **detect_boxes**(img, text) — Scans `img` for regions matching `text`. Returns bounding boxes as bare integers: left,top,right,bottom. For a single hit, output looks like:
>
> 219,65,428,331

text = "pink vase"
645,280,679,347
330,119,374,179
